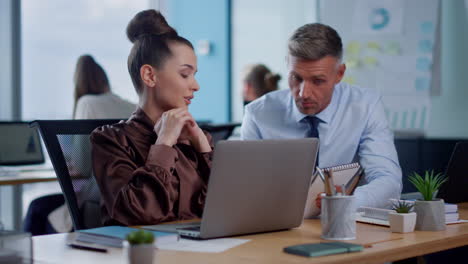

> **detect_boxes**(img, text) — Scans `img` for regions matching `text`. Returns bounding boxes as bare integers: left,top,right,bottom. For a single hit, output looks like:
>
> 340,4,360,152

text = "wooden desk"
33,203,468,264
0,169,56,230
0,169,56,186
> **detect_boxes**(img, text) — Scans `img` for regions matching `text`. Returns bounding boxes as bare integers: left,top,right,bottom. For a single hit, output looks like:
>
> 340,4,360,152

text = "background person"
242,63,281,105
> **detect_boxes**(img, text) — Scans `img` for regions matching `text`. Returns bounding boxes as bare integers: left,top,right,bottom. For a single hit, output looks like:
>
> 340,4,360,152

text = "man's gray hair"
288,23,343,61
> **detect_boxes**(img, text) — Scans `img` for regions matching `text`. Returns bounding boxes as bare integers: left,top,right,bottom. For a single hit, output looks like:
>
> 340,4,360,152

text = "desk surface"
33,203,468,264
0,169,56,185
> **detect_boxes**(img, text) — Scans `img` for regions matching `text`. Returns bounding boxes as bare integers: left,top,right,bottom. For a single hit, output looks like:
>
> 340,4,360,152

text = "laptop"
0,122,52,175
144,138,318,239
437,141,468,203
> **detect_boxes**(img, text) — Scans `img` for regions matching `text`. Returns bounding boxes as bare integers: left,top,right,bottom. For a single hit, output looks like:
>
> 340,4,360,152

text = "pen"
67,243,108,253
327,170,336,196
323,170,333,196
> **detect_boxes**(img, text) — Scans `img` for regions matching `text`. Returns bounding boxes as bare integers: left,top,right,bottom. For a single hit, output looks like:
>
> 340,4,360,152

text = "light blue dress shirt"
241,82,402,209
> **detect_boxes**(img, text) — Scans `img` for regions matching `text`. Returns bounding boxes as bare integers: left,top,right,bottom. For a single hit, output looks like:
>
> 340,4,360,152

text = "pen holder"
321,195,356,240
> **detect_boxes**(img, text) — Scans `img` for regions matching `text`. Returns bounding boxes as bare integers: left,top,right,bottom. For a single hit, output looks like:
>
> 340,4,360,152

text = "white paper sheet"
157,238,250,253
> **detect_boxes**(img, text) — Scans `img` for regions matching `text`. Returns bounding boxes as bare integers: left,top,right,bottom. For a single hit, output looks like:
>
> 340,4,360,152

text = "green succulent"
408,170,447,201
126,230,155,245
392,200,414,214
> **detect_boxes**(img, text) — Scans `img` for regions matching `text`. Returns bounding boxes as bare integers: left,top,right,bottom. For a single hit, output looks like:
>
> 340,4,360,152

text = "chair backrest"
31,119,121,230
199,123,240,144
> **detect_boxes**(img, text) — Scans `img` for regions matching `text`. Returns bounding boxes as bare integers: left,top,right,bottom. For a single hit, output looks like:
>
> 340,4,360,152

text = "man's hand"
315,185,343,209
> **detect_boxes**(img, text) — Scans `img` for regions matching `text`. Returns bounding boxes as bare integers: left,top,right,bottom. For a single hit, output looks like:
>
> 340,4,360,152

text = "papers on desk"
157,238,250,253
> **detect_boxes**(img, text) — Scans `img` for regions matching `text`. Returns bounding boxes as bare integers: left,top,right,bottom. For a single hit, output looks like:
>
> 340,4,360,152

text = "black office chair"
30,120,239,231
199,123,240,144
31,119,121,231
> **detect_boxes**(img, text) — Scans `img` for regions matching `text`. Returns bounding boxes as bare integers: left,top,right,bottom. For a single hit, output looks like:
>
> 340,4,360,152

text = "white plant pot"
388,212,417,233
124,242,157,264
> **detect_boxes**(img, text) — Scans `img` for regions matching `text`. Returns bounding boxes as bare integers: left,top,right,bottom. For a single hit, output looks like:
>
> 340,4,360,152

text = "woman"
23,55,136,235
73,55,135,119
242,64,281,105
91,10,213,226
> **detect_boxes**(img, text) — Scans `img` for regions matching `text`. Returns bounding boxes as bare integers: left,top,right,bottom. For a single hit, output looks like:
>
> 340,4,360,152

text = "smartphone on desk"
284,242,363,257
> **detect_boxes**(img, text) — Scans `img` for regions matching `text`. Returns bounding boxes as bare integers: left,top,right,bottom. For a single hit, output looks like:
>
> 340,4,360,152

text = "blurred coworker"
23,55,136,235
242,64,281,105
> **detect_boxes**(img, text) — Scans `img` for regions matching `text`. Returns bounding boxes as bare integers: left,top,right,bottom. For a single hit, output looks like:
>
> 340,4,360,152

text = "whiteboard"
319,0,440,132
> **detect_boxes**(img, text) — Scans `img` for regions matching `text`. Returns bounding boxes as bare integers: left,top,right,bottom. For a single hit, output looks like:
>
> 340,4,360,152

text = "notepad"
75,226,178,248
304,162,363,218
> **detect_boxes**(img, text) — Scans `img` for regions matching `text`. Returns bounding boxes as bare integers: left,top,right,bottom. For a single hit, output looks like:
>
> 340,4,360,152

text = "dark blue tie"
302,116,320,165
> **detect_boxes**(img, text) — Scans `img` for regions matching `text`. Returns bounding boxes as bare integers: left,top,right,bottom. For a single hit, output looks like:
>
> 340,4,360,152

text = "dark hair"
288,23,343,61
244,64,281,98
126,9,193,93
73,55,110,117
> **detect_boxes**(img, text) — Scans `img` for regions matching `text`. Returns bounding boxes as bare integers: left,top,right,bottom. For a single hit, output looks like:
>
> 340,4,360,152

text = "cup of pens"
321,195,356,240
317,167,356,240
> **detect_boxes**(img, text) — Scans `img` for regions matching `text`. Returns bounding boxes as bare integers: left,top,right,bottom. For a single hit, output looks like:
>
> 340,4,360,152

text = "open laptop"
144,138,318,239
437,141,468,203
0,122,52,174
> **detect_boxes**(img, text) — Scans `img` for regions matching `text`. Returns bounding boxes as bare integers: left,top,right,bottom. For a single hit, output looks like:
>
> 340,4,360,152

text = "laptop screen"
437,141,468,203
0,122,44,165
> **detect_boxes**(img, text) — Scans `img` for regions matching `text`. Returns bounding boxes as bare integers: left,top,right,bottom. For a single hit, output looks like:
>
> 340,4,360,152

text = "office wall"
0,0,19,120
231,0,317,122
427,0,468,138
166,0,230,123
0,0,20,231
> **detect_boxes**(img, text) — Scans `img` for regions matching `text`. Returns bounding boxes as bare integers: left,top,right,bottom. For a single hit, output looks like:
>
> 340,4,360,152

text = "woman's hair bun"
126,9,176,43
265,72,282,83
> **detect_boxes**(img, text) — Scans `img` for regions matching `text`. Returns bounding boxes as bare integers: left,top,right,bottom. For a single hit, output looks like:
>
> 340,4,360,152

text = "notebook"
75,226,178,248
303,162,363,218
356,201,468,226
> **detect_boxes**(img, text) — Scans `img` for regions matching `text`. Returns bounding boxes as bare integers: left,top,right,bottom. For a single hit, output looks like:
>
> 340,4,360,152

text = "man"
241,23,401,209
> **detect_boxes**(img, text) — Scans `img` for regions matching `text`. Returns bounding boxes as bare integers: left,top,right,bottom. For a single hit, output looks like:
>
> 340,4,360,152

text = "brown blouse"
90,108,213,226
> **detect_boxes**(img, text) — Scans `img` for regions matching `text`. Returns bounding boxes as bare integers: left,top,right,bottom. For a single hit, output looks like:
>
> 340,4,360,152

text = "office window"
21,0,150,120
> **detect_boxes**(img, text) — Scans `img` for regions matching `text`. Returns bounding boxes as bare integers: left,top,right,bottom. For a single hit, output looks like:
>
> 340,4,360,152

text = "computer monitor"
437,141,468,203
0,122,44,165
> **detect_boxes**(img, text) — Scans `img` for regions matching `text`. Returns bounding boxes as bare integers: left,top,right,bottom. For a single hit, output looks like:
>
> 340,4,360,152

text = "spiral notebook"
303,162,363,218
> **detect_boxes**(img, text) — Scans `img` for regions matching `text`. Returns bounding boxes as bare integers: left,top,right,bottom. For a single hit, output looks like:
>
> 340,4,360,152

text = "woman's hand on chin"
182,121,211,153
154,108,193,147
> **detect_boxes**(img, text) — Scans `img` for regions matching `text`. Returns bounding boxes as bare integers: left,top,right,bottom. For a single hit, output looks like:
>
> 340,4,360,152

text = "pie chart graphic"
370,8,390,30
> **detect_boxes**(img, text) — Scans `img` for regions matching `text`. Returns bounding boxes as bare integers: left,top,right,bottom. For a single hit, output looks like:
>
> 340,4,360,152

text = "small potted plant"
125,230,156,264
408,170,447,231
388,200,416,233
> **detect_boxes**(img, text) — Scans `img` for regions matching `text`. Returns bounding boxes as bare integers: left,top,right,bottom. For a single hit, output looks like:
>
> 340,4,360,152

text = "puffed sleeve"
90,126,180,225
